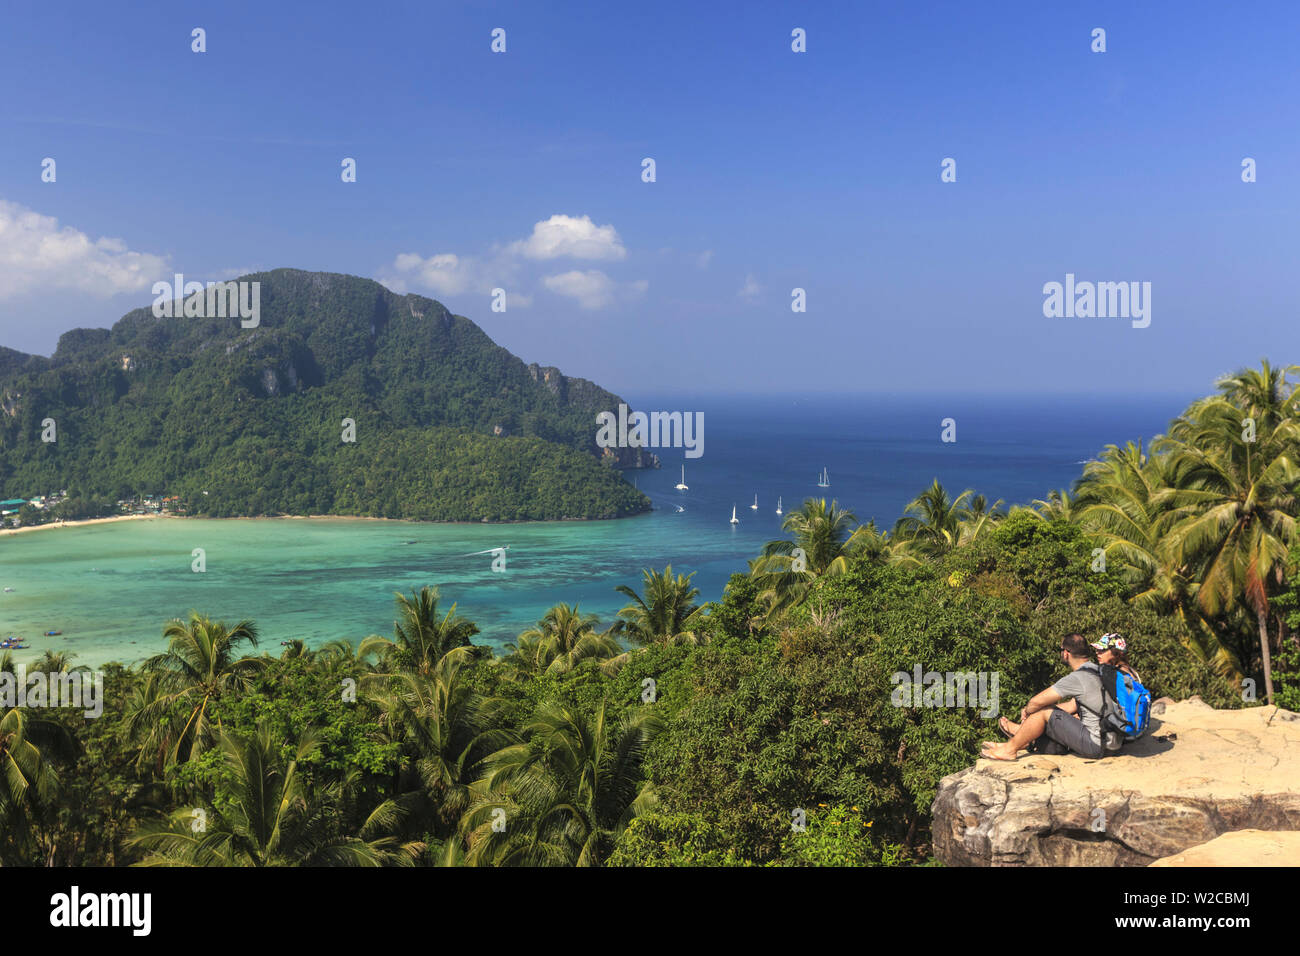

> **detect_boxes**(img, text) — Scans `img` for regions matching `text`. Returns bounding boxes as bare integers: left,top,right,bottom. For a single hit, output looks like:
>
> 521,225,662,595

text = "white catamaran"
675,465,689,491
817,467,830,488
776,496,783,515
750,494,758,511
730,505,739,524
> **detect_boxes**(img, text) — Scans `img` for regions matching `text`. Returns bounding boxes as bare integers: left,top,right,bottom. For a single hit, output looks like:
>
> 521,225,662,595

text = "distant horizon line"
622,388,1202,401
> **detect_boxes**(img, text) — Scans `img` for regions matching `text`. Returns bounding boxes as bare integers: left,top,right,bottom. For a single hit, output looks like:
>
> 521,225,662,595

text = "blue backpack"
1086,663,1151,743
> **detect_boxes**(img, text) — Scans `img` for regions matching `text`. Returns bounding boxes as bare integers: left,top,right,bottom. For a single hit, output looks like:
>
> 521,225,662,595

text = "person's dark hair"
1104,645,1130,666
1060,633,1093,660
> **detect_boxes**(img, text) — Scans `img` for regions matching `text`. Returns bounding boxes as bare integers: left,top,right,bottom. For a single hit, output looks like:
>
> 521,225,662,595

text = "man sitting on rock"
981,633,1106,761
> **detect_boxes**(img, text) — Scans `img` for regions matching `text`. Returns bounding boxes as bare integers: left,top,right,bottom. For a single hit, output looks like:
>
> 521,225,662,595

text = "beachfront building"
0,498,26,517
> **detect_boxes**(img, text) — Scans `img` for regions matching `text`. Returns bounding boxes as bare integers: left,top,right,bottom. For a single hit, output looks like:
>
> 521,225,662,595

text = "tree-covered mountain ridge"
0,269,652,521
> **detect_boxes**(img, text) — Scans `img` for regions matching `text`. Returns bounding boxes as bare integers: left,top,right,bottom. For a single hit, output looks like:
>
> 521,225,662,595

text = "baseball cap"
1091,632,1127,652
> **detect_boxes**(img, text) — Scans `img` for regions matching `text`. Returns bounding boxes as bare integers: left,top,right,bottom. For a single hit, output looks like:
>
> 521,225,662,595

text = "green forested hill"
0,269,650,521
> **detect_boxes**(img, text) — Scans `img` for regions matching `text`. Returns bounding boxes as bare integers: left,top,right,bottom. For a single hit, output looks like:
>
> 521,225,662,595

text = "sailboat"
750,494,758,511
776,496,783,515
674,465,689,491
730,505,739,524
817,467,830,488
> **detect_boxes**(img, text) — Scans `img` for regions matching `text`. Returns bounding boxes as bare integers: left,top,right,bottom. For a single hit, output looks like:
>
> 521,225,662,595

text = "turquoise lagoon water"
0,513,743,668
0,393,1191,667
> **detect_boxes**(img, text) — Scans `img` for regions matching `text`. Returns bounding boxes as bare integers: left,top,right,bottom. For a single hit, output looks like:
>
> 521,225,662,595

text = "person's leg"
984,706,1056,759
1001,700,1073,737
1041,708,1105,759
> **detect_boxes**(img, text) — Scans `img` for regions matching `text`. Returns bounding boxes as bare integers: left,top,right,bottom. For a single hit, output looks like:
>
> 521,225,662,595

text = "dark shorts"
1044,708,1105,759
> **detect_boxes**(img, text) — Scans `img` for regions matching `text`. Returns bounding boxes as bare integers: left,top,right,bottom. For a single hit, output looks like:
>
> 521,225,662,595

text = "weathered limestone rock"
931,699,1300,866
1149,829,1300,866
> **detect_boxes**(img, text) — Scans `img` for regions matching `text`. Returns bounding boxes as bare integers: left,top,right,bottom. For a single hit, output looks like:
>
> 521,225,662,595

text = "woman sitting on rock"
1093,632,1140,752
1093,632,1139,683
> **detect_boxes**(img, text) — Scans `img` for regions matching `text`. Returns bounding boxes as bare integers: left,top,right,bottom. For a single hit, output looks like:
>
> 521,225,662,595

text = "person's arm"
1020,687,1063,721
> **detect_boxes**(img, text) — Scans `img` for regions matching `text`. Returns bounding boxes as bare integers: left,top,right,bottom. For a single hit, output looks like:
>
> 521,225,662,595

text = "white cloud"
387,252,476,296
380,251,532,308
0,199,169,300
508,214,626,261
543,270,646,310
543,270,615,309
383,214,634,309
697,249,714,270
738,273,762,302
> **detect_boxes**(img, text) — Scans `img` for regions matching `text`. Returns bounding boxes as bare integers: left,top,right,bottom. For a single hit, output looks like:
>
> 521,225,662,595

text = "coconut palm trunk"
1256,602,1275,704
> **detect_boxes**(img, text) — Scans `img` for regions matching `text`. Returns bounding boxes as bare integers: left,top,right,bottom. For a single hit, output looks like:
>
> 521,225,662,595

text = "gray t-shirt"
1051,665,1105,747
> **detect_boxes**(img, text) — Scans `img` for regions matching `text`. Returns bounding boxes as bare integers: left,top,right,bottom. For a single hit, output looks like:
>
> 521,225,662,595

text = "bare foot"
980,741,1018,761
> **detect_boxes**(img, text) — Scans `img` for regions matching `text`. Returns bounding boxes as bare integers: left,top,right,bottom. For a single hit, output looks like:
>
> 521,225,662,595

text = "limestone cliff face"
527,362,661,469
527,363,569,401
930,699,1300,866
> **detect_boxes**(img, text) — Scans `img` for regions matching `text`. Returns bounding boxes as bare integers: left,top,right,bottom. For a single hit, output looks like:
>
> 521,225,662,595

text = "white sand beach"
0,513,172,537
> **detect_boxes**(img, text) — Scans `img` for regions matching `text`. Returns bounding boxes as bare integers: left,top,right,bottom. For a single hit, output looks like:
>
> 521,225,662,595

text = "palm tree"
503,630,549,676
318,639,366,664
278,639,311,660
959,493,1006,544
747,497,885,618
1157,375,1300,704
507,604,621,675
892,480,977,561
122,672,167,773
126,614,264,767
1030,489,1076,522
33,649,88,675
0,708,61,864
1214,359,1300,433
361,587,479,678
128,727,421,866
457,701,661,866
1074,441,1239,676
612,567,705,647
367,647,511,831
313,639,373,690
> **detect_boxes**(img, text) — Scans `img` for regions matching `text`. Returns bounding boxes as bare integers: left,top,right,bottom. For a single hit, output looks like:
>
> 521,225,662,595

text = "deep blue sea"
623,390,1187,536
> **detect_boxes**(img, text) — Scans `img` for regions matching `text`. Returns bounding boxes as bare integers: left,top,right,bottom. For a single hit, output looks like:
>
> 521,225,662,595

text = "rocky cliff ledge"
931,699,1300,866
1148,829,1300,866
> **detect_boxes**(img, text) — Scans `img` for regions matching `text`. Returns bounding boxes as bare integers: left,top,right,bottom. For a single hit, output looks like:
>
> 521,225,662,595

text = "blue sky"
1,1,1297,395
